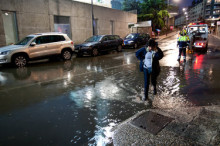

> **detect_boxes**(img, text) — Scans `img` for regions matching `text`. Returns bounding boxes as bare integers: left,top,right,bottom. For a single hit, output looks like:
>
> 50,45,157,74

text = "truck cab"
187,23,209,51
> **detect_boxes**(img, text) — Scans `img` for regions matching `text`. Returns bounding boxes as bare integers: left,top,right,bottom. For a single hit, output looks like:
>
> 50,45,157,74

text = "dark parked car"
74,35,123,56
123,33,150,49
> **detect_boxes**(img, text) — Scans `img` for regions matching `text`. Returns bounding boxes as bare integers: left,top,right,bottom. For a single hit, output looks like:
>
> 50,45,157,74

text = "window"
2,11,18,45
34,36,50,45
102,36,108,42
114,35,120,39
54,16,71,38
49,35,65,43
107,35,115,40
15,36,34,45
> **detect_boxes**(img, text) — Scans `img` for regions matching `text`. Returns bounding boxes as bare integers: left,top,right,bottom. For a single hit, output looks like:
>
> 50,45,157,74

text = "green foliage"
140,0,167,14
122,0,170,30
138,0,169,31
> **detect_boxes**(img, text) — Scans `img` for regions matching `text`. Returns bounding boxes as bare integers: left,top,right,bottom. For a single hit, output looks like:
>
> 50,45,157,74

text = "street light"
182,7,188,26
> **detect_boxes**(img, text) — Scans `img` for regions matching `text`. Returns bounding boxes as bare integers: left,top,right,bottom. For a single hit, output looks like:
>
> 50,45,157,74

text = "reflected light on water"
156,67,194,109
67,72,71,81
160,42,179,67
94,66,97,72
193,54,204,70
63,81,68,87
208,65,213,80
87,65,91,71
86,89,93,100
126,57,131,65
89,122,115,146
0,73,7,85
97,79,120,99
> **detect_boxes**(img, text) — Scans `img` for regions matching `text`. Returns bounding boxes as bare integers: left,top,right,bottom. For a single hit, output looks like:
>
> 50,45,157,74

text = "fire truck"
186,23,209,52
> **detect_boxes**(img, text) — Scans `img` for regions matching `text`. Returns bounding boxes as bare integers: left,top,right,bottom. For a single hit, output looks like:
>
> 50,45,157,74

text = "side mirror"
30,42,36,46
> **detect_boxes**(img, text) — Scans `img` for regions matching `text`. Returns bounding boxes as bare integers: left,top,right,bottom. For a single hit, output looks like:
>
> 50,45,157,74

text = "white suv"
0,32,74,67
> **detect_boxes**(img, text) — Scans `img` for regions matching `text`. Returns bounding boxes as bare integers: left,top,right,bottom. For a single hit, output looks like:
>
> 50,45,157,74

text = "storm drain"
130,111,173,135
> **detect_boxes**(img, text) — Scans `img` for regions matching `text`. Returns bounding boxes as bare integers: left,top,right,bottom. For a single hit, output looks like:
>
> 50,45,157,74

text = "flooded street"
0,34,220,145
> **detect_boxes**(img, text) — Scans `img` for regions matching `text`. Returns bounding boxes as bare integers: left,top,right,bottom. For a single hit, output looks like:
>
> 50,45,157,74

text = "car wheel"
117,45,122,52
92,48,99,56
62,49,72,60
134,43,138,49
13,54,28,67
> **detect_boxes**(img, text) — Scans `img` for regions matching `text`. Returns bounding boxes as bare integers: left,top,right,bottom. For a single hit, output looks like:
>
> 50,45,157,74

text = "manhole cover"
131,111,173,135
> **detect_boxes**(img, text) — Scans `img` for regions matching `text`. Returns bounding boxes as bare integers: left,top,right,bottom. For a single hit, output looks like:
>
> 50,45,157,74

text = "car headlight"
128,41,134,44
0,51,10,55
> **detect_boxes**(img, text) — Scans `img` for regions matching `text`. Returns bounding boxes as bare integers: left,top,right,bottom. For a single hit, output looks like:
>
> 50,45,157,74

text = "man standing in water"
177,29,190,62
136,39,164,101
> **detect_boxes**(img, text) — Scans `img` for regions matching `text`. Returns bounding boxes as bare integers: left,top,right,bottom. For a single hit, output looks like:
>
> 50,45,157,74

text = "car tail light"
71,41,74,45
197,43,204,46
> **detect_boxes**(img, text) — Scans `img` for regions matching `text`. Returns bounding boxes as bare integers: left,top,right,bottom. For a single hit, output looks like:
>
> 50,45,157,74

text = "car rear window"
114,35,120,39
108,36,115,40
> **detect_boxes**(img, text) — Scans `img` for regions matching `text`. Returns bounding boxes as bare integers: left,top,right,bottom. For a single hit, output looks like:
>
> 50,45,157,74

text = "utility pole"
91,0,95,36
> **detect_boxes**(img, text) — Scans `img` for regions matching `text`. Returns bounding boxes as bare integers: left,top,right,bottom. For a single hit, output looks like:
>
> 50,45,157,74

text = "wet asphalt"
0,34,220,145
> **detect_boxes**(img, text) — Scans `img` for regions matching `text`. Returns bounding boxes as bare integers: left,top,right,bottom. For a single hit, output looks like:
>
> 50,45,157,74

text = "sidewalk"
210,34,220,40
111,33,220,145
112,105,220,145
155,31,178,42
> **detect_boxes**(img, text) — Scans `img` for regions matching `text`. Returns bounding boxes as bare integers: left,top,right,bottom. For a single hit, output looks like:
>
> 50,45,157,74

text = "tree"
140,0,167,14
122,0,141,14
138,0,169,31
138,10,169,30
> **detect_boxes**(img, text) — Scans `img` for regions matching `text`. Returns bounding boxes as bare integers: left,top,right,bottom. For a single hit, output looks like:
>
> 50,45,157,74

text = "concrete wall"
0,0,137,46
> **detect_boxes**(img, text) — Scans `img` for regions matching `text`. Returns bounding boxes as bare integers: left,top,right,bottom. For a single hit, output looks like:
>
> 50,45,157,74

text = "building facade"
205,0,220,20
73,0,124,10
175,14,186,28
72,0,112,8
0,0,137,46
188,1,205,23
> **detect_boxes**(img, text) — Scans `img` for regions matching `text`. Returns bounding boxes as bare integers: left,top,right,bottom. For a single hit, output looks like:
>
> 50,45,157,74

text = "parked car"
74,35,123,56
0,32,74,67
123,33,150,49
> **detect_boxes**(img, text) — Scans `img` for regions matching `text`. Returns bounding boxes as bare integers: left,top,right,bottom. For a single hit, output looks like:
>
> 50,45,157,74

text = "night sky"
177,0,194,8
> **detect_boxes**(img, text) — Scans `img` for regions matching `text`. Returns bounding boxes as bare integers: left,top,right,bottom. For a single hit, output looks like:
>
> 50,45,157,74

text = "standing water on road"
0,34,220,145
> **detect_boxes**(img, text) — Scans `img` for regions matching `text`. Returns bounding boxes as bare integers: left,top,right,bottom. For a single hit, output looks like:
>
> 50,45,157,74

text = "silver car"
0,32,74,67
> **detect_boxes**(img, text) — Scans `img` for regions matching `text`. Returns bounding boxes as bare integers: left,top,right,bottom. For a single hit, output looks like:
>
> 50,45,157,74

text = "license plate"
75,50,78,52
196,46,202,48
